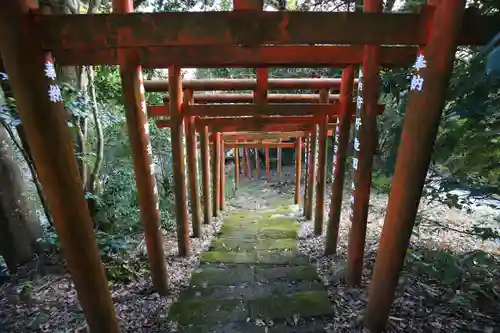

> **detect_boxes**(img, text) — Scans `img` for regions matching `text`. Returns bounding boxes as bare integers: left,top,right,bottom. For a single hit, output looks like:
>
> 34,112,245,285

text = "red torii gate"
146,78,357,237
0,0,492,331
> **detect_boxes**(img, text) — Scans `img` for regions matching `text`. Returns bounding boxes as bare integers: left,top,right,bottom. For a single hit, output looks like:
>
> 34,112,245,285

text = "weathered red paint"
185,104,339,117
242,147,248,178
265,145,271,181
147,105,168,117
223,131,307,141
196,116,321,128
234,146,240,188
303,136,310,216
151,104,379,119
325,66,356,255
212,132,221,217
294,137,302,205
163,93,340,104
364,0,466,330
277,143,282,180
145,78,348,92
255,148,260,179
255,68,268,104
53,45,419,68
234,0,263,10
246,148,253,178
114,0,168,292
346,0,383,287
226,142,295,148
220,138,226,211
169,66,190,257
32,10,498,50
200,126,212,224
306,127,317,221
0,1,120,331
184,91,202,237
314,89,330,235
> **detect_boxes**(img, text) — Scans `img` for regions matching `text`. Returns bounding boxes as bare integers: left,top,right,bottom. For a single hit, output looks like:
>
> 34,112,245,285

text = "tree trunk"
0,123,41,272
0,57,53,226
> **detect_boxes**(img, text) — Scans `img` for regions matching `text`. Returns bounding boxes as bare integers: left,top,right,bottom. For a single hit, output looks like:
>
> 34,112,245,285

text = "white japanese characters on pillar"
410,53,427,92
350,69,364,221
147,142,153,156
332,126,340,181
44,55,62,103
138,70,148,115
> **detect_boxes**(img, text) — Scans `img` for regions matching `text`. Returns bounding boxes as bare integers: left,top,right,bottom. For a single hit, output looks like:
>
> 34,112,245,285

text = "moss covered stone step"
256,251,309,265
201,251,257,264
181,280,325,301
248,291,333,320
168,298,248,326
221,218,298,233
178,320,327,333
190,264,255,286
189,265,319,292
255,265,318,282
201,251,309,265
211,238,297,252
220,227,298,240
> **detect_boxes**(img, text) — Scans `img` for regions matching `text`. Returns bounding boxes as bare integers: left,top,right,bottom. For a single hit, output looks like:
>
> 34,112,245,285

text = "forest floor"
0,168,499,332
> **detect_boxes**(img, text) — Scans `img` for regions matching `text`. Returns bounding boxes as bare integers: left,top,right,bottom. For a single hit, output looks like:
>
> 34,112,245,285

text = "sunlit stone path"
168,182,333,332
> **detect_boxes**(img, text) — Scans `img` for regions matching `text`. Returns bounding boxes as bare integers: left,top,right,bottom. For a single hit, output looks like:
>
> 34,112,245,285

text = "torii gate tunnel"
0,0,496,331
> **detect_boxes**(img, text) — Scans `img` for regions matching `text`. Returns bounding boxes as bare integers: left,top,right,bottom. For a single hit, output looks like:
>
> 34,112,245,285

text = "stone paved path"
168,182,333,332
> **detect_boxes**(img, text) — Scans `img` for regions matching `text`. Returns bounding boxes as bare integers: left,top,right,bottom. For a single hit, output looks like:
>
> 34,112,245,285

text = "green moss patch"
212,238,297,252
190,265,255,286
169,298,248,325
201,251,257,264
248,291,333,320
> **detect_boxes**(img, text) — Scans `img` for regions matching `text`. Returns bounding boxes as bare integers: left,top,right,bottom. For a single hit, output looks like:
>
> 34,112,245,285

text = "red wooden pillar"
242,148,248,178
247,147,253,179
114,0,168,287
220,138,226,211
294,137,302,204
236,0,266,181
303,136,310,216
0,1,120,331
200,126,212,224
277,141,282,180
346,0,382,286
184,90,201,237
255,148,260,179
306,128,317,220
168,66,190,257
234,146,240,189
364,1,465,331
325,66,356,255
212,132,221,217
314,89,330,235
265,145,271,181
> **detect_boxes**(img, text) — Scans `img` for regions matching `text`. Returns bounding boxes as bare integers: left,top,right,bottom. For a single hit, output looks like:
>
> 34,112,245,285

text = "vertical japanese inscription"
349,69,364,220
44,55,62,103
410,53,427,92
